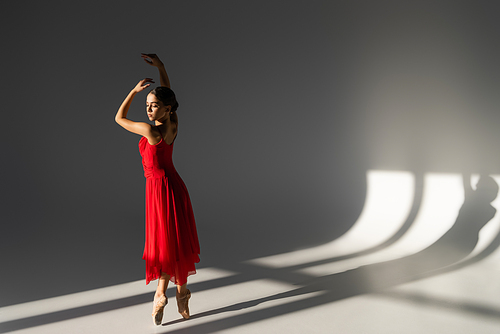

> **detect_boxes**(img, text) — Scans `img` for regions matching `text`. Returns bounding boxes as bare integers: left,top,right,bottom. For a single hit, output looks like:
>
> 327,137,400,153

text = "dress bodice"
139,137,176,179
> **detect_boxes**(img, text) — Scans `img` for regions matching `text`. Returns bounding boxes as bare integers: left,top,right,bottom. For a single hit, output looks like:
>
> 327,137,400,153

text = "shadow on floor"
154,175,500,334
2,174,498,334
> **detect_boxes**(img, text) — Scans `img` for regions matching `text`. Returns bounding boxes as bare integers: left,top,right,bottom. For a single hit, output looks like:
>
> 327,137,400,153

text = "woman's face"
146,93,169,121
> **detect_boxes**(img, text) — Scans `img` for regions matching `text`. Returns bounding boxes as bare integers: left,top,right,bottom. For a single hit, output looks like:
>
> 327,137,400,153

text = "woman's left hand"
133,78,155,93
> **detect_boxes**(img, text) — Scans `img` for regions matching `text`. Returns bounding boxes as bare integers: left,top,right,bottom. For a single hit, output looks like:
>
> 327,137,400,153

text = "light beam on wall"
249,170,415,268
249,171,500,274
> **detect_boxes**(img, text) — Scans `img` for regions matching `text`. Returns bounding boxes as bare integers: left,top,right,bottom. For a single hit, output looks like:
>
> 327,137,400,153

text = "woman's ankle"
154,292,166,300
176,283,188,296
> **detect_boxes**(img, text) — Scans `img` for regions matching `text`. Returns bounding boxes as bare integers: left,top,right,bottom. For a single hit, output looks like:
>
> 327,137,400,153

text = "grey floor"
2,171,500,333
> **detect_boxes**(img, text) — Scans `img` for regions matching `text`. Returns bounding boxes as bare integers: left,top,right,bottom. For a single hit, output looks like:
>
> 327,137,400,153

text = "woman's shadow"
163,174,500,330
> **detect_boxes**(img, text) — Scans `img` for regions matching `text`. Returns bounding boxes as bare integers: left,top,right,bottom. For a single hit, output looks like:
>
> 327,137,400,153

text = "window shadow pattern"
156,174,500,334
1,174,499,334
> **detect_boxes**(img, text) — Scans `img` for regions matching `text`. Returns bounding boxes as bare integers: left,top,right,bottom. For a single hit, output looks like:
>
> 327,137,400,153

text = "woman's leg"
155,272,170,299
176,282,191,319
152,272,170,325
176,283,187,295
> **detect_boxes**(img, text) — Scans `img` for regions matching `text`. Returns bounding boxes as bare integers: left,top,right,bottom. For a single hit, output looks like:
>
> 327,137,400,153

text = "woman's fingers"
140,78,155,86
134,78,155,92
141,53,156,64
141,53,162,66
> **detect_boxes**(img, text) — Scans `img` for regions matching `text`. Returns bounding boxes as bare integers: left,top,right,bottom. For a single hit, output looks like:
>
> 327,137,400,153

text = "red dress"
139,135,200,285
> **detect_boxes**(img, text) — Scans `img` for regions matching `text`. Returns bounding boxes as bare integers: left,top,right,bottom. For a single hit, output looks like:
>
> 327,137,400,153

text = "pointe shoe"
176,289,191,319
152,295,167,326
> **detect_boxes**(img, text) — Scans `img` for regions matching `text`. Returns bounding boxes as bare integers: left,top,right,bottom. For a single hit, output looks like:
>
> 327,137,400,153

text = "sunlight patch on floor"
0,267,236,323
3,171,500,334
248,170,415,268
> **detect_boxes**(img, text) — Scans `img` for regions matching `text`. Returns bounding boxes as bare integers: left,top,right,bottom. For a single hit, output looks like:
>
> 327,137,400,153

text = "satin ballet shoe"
176,289,191,319
152,295,167,326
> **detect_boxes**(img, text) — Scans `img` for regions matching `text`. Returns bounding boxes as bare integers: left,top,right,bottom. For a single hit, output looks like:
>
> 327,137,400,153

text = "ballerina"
115,53,200,325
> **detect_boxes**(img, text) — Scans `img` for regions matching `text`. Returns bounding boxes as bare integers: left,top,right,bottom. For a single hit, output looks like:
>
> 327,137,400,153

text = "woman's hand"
133,78,154,93
141,53,170,88
141,53,164,68
116,78,156,135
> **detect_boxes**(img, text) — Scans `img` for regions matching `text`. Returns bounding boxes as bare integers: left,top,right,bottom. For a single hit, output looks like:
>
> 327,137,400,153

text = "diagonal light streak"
2,171,500,334
248,170,415,268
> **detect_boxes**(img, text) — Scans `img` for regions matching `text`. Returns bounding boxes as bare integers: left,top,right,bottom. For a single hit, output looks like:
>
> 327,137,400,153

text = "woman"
115,53,200,325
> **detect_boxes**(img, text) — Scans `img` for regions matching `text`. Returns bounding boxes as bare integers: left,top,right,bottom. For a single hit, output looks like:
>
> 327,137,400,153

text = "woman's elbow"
115,116,125,127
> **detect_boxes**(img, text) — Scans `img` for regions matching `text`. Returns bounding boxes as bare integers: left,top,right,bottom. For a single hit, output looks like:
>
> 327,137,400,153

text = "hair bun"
172,101,179,112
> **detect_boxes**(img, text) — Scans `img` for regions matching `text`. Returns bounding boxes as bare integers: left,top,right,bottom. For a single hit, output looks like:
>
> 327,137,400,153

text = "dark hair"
149,86,179,112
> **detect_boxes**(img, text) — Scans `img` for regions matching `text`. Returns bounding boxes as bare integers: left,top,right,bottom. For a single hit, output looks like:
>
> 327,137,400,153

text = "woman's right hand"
133,78,155,93
141,53,170,88
141,53,164,68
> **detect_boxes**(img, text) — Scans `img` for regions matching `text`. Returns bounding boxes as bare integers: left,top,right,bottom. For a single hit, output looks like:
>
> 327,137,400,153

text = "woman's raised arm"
115,78,155,138
141,53,171,88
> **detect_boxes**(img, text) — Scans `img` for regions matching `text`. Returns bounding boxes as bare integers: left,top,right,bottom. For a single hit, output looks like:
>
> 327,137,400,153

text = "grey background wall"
1,0,500,307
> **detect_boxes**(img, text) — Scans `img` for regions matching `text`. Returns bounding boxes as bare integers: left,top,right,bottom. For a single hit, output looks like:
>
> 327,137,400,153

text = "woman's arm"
141,53,171,88
115,78,155,138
